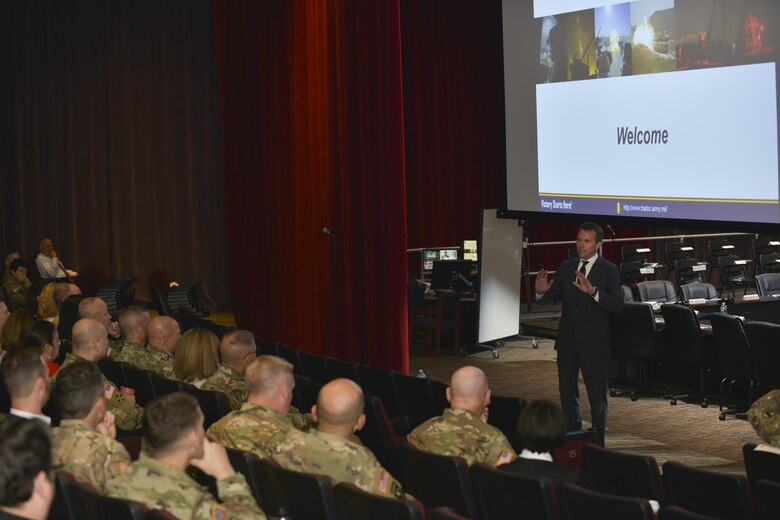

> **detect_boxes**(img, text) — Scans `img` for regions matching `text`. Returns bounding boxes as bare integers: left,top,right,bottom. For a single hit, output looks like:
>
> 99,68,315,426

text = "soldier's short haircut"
516,399,567,454
118,305,149,329
219,329,256,363
1,347,47,399
580,221,604,243
55,361,104,420
54,283,75,306
246,355,293,396
145,392,201,455
0,418,52,507
78,297,105,319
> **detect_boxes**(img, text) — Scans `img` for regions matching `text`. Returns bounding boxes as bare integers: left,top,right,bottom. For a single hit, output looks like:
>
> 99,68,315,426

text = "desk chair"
680,282,717,303
743,321,780,390
753,236,780,274
718,255,754,298
758,253,780,275
661,304,710,408
636,280,677,303
708,239,737,283
609,302,665,401
666,242,696,281
675,258,707,286
709,313,755,420
755,273,780,297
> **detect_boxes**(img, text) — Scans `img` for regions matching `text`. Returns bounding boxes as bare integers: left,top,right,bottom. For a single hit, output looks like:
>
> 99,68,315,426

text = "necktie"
579,260,588,275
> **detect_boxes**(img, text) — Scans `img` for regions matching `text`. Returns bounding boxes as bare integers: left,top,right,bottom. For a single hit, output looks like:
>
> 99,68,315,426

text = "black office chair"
679,282,718,303
758,253,780,275
755,479,780,520
621,261,648,285
257,458,338,520
471,464,559,520
755,273,780,297
674,258,707,285
709,313,755,420
335,482,424,520
583,444,664,505
636,280,677,303
742,443,780,497
743,321,780,391
708,239,737,282
718,255,754,298
753,237,780,273
558,483,655,520
663,460,754,520
666,242,697,281
398,444,480,519
609,302,664,401
622,285,636,302
661,304,710,408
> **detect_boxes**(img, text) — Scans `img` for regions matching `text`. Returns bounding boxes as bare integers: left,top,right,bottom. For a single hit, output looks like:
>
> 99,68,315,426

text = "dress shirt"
9,408,51,425
536,253,601,302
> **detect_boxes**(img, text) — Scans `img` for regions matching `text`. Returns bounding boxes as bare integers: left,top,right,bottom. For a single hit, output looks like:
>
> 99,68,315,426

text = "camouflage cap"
747,390,780,447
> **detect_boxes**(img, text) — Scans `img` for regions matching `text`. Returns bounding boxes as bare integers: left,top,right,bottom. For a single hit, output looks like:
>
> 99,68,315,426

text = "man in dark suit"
534,222,623,442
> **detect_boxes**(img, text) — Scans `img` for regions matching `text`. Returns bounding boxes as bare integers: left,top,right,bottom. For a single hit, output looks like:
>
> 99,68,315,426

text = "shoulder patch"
211,503,227,520
104,383,115,400
376,468,390,494
496,449,514,466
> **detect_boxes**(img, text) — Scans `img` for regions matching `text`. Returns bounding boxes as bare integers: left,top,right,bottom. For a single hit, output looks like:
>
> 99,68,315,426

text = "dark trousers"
557,348,609,440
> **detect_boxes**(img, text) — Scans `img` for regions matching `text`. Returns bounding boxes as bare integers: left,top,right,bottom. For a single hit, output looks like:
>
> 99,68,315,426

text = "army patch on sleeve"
376,468,390,494
496,449,514,466
211,503,227,520
104,383,115,400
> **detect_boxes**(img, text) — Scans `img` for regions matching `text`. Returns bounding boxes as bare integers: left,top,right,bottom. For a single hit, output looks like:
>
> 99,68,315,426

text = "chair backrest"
99,357,128,388
355,396,403,479
660,304,703,366
755,479,780,520
622,245,650,264
486,395,527,453
637,280,677,303
427,507,472,520
558,483,655,520
609,302,658,359
335,482,424,520
149,372,184,398
665,242,696,266
120,364,157,407
621,261,647,284
743,321,780,389
117,437,142,461
680,282,718,302
742,443,780,497
708,239,735,267
708,313,752,377
257,458,338,520
181,386,231,429
293,375,322,412
755,273,780,297
583,444,664,504
358,365,407,428
298,350,330,383
674,258,706,284
254,337,281,356
276,344,302,375
719,255,749,281
662,460,754,520
470,464,559,520
225,447,273,512
398,444,480,519
51,472,80,520
660,505,719,520
70,480,147,520
753,236,780,261
622,285,635,302
428,379,450,417
324,357,362,385
759,253,780,274
393,372,436,430
553,429,599,469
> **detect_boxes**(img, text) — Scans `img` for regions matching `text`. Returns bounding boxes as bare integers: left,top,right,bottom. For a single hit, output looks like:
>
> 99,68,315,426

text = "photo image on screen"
505,0,780,227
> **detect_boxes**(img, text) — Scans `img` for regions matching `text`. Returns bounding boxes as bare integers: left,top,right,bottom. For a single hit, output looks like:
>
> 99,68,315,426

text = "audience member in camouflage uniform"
748,389,780,455
51,361,131,493
135,316,179,379
0,417,55,519
408,366,516,466
110,305,150,365
270,378,408,499
3,258,32,308
78,297,121,340
54,319,144,431
1,347,52,424
208,355,311,456
106,392,265,520
174,328,220,387
202,330,257,410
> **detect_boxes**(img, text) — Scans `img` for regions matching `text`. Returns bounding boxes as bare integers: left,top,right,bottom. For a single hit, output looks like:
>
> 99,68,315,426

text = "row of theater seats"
621,274,780,306
48,435,780,519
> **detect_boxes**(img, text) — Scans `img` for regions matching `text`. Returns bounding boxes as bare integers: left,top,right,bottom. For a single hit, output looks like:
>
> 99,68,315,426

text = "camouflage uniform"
110,339,147,366
2,274,31,307
51,419,131,493
54,353,144,431
288,405,316,432
207,403,299,458
407,407,516,466
748,389,780,447
105,453,265,520
201,365,246,410
135,345,175,379
270,429,407,499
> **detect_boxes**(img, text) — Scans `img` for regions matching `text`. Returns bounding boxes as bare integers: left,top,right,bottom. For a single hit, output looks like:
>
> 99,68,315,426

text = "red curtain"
215,0,408,371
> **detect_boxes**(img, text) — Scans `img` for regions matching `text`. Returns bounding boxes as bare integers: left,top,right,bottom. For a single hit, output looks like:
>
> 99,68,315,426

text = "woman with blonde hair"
173,327,220,387
0,308,34,355
37,282,61,324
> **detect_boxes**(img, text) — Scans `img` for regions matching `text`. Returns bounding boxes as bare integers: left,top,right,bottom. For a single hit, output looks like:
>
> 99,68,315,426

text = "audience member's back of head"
174,328,219,384
0,418,53,518
219,329,256,369
1,347,47,400
55,361,104,420
516,399,567,454
145,392,201,456
246,355,294,396
24,320,56,351
57,295,85,341
36,283,60,321
0,309,34,352
316,378,365,431
53,284,80,308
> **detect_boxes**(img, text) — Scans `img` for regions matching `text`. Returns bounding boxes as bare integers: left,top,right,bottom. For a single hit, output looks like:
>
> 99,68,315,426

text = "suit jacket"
500,457,581,487
538,256,623,358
